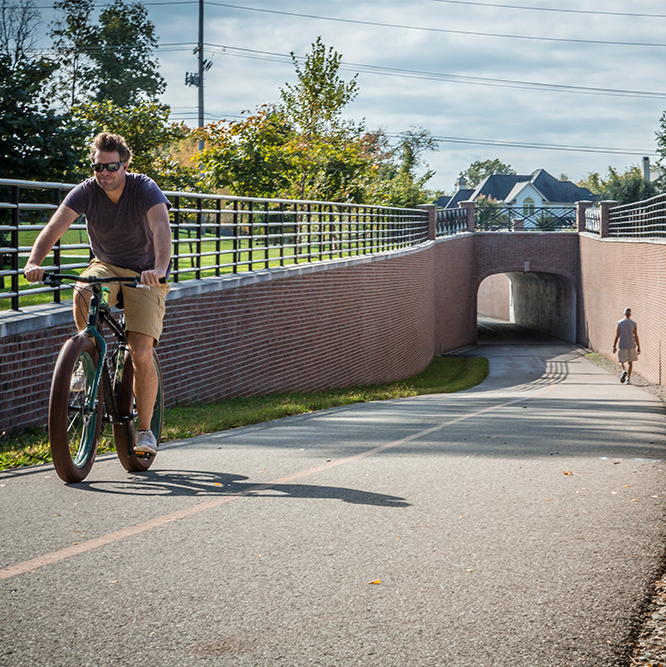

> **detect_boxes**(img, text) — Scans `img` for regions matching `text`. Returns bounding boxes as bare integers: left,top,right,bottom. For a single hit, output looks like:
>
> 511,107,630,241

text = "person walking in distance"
613,307,640,384
24,132,172,456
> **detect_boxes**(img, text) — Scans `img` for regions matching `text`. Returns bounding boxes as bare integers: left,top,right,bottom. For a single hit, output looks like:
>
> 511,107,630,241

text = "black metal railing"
436,207,469,236
608,194,666,238
584,207,600,234
475,205,577,232
0,179,430,311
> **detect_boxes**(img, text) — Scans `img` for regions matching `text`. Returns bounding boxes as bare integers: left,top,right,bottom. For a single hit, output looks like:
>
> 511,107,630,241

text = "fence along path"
0,178,431,311
3,178,666,313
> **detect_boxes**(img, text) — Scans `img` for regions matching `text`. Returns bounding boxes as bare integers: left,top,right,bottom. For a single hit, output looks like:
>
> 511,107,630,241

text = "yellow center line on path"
0,383,553,581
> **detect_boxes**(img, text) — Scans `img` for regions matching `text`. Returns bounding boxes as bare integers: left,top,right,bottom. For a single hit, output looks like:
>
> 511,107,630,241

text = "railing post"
418,204,436,240
215,197,222,277
10,185,20,310
232,199,239,274
459,200,475,232
575,200,593,232
599,200,618,238
172,195,180,283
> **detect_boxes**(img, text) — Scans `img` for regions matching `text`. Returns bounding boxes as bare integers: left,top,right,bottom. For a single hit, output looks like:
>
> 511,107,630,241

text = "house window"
523,197,535,216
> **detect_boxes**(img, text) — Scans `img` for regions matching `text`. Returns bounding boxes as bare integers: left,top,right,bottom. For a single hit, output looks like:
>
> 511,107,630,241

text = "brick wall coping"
578,232,666,245
1,240,439,339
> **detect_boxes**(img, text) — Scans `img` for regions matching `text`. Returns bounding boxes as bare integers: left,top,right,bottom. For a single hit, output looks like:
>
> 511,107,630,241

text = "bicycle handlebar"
43,273,166,287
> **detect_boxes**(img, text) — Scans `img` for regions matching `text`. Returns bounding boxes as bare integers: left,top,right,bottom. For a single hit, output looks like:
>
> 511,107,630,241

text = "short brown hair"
90,132,133,164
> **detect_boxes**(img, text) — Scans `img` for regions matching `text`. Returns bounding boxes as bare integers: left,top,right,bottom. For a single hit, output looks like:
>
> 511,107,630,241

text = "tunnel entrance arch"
477,271,577,343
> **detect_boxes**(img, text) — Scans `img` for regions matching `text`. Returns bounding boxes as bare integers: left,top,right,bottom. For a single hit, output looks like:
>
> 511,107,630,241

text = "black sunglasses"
91,161,125,172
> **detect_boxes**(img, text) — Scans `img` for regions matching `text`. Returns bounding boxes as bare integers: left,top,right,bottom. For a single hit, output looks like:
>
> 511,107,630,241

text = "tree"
0,55,88,181
0,1,87,181
577,172,603,195
49,0,164,109
656,110,666,171
474,195,507,229
279,37,367,201
379,128,439,208
74,100,198,190
195,105,297,198
48,0,95,110
280,36,358,139
460,159,516,188
196,39,438,206
0,0,40,64
578,166,657,205
89,0,165,106
197,39,383,203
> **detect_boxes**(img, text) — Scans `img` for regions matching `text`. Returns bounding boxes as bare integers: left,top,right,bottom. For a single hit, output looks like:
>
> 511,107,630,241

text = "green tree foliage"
197,39,383,203
378,128,439,208
197,38,437,206
280,36,358,139
196,105,296,198
0,0,86,181
577,166,658,205
89,0,165,106
577,172,603,195
279,37,371,201
460,159,516,188
49,0,164,109
656,110,666,170
48,0,95,110
74,100,198,190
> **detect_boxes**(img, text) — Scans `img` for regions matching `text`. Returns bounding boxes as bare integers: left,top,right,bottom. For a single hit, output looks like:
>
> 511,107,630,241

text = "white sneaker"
135,430,158,456
626,379,632,385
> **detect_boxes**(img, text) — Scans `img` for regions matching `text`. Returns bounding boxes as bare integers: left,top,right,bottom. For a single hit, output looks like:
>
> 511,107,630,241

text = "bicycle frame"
43,272,165,481
45,274,142,445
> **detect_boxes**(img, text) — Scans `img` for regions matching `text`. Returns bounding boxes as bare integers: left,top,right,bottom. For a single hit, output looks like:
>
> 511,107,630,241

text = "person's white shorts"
618,348,638,363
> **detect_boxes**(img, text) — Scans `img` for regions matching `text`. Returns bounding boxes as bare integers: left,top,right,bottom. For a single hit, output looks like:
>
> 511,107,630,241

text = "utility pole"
185,0,212,151
197,0,204,150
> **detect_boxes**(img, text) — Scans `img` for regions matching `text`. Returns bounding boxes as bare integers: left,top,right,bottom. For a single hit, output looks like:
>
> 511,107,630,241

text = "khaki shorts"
80,259,170,344
618,348,638,363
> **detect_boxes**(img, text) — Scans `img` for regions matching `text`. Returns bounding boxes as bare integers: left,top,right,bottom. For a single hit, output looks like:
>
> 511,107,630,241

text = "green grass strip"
0,355,488,472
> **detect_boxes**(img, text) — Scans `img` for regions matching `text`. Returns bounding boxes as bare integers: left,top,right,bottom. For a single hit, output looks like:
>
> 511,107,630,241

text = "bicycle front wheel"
113,349,164,473
49,336,103,483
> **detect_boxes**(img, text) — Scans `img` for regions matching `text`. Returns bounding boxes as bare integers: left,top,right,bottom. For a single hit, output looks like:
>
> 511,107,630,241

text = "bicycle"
42,273,164,483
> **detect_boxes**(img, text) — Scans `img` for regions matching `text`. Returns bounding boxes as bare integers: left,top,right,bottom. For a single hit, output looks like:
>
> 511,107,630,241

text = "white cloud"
39,0,666,192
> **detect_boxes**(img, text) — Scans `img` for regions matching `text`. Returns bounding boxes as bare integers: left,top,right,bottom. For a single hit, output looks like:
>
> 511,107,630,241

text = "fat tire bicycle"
43,273,164,483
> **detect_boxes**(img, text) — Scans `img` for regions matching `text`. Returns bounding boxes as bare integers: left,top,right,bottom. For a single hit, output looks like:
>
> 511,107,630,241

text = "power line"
203,2,666,49
38,1,666,49
30,40,666,100
201,43,666,100
426,135,656,156
429,0,666,19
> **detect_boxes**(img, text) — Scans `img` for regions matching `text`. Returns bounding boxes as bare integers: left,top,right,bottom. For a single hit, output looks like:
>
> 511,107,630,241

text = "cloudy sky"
40,0,666,192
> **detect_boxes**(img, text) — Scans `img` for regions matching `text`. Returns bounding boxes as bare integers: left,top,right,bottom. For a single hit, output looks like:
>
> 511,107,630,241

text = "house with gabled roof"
442,169,596,211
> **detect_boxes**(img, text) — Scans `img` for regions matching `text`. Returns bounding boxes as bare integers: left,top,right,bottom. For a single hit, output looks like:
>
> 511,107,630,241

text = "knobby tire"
48,336,103,483
113,349,164,473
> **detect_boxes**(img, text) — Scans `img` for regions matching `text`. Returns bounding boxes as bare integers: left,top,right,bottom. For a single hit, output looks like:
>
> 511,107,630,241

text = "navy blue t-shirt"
63,173,171,273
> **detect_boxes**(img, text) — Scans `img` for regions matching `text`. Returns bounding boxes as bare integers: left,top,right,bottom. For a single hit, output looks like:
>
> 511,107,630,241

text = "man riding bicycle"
24,132,172,457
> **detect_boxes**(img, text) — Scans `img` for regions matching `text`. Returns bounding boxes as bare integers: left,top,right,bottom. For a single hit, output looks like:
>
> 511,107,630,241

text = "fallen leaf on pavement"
563,471,573,476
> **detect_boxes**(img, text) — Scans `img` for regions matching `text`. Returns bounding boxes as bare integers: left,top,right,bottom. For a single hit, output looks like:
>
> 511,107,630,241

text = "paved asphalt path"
2,318,666,667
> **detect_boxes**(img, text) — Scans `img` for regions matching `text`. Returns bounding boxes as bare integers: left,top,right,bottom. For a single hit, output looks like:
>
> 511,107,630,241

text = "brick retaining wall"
1,244,441,434
579,234,666,386
4,231,664,436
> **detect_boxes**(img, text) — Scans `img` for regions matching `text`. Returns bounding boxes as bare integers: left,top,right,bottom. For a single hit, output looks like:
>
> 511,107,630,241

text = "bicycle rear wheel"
49,336,103,483
113,349,164,473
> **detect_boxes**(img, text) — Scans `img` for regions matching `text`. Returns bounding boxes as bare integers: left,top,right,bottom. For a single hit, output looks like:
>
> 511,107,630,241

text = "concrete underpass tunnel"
477,271,577,343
